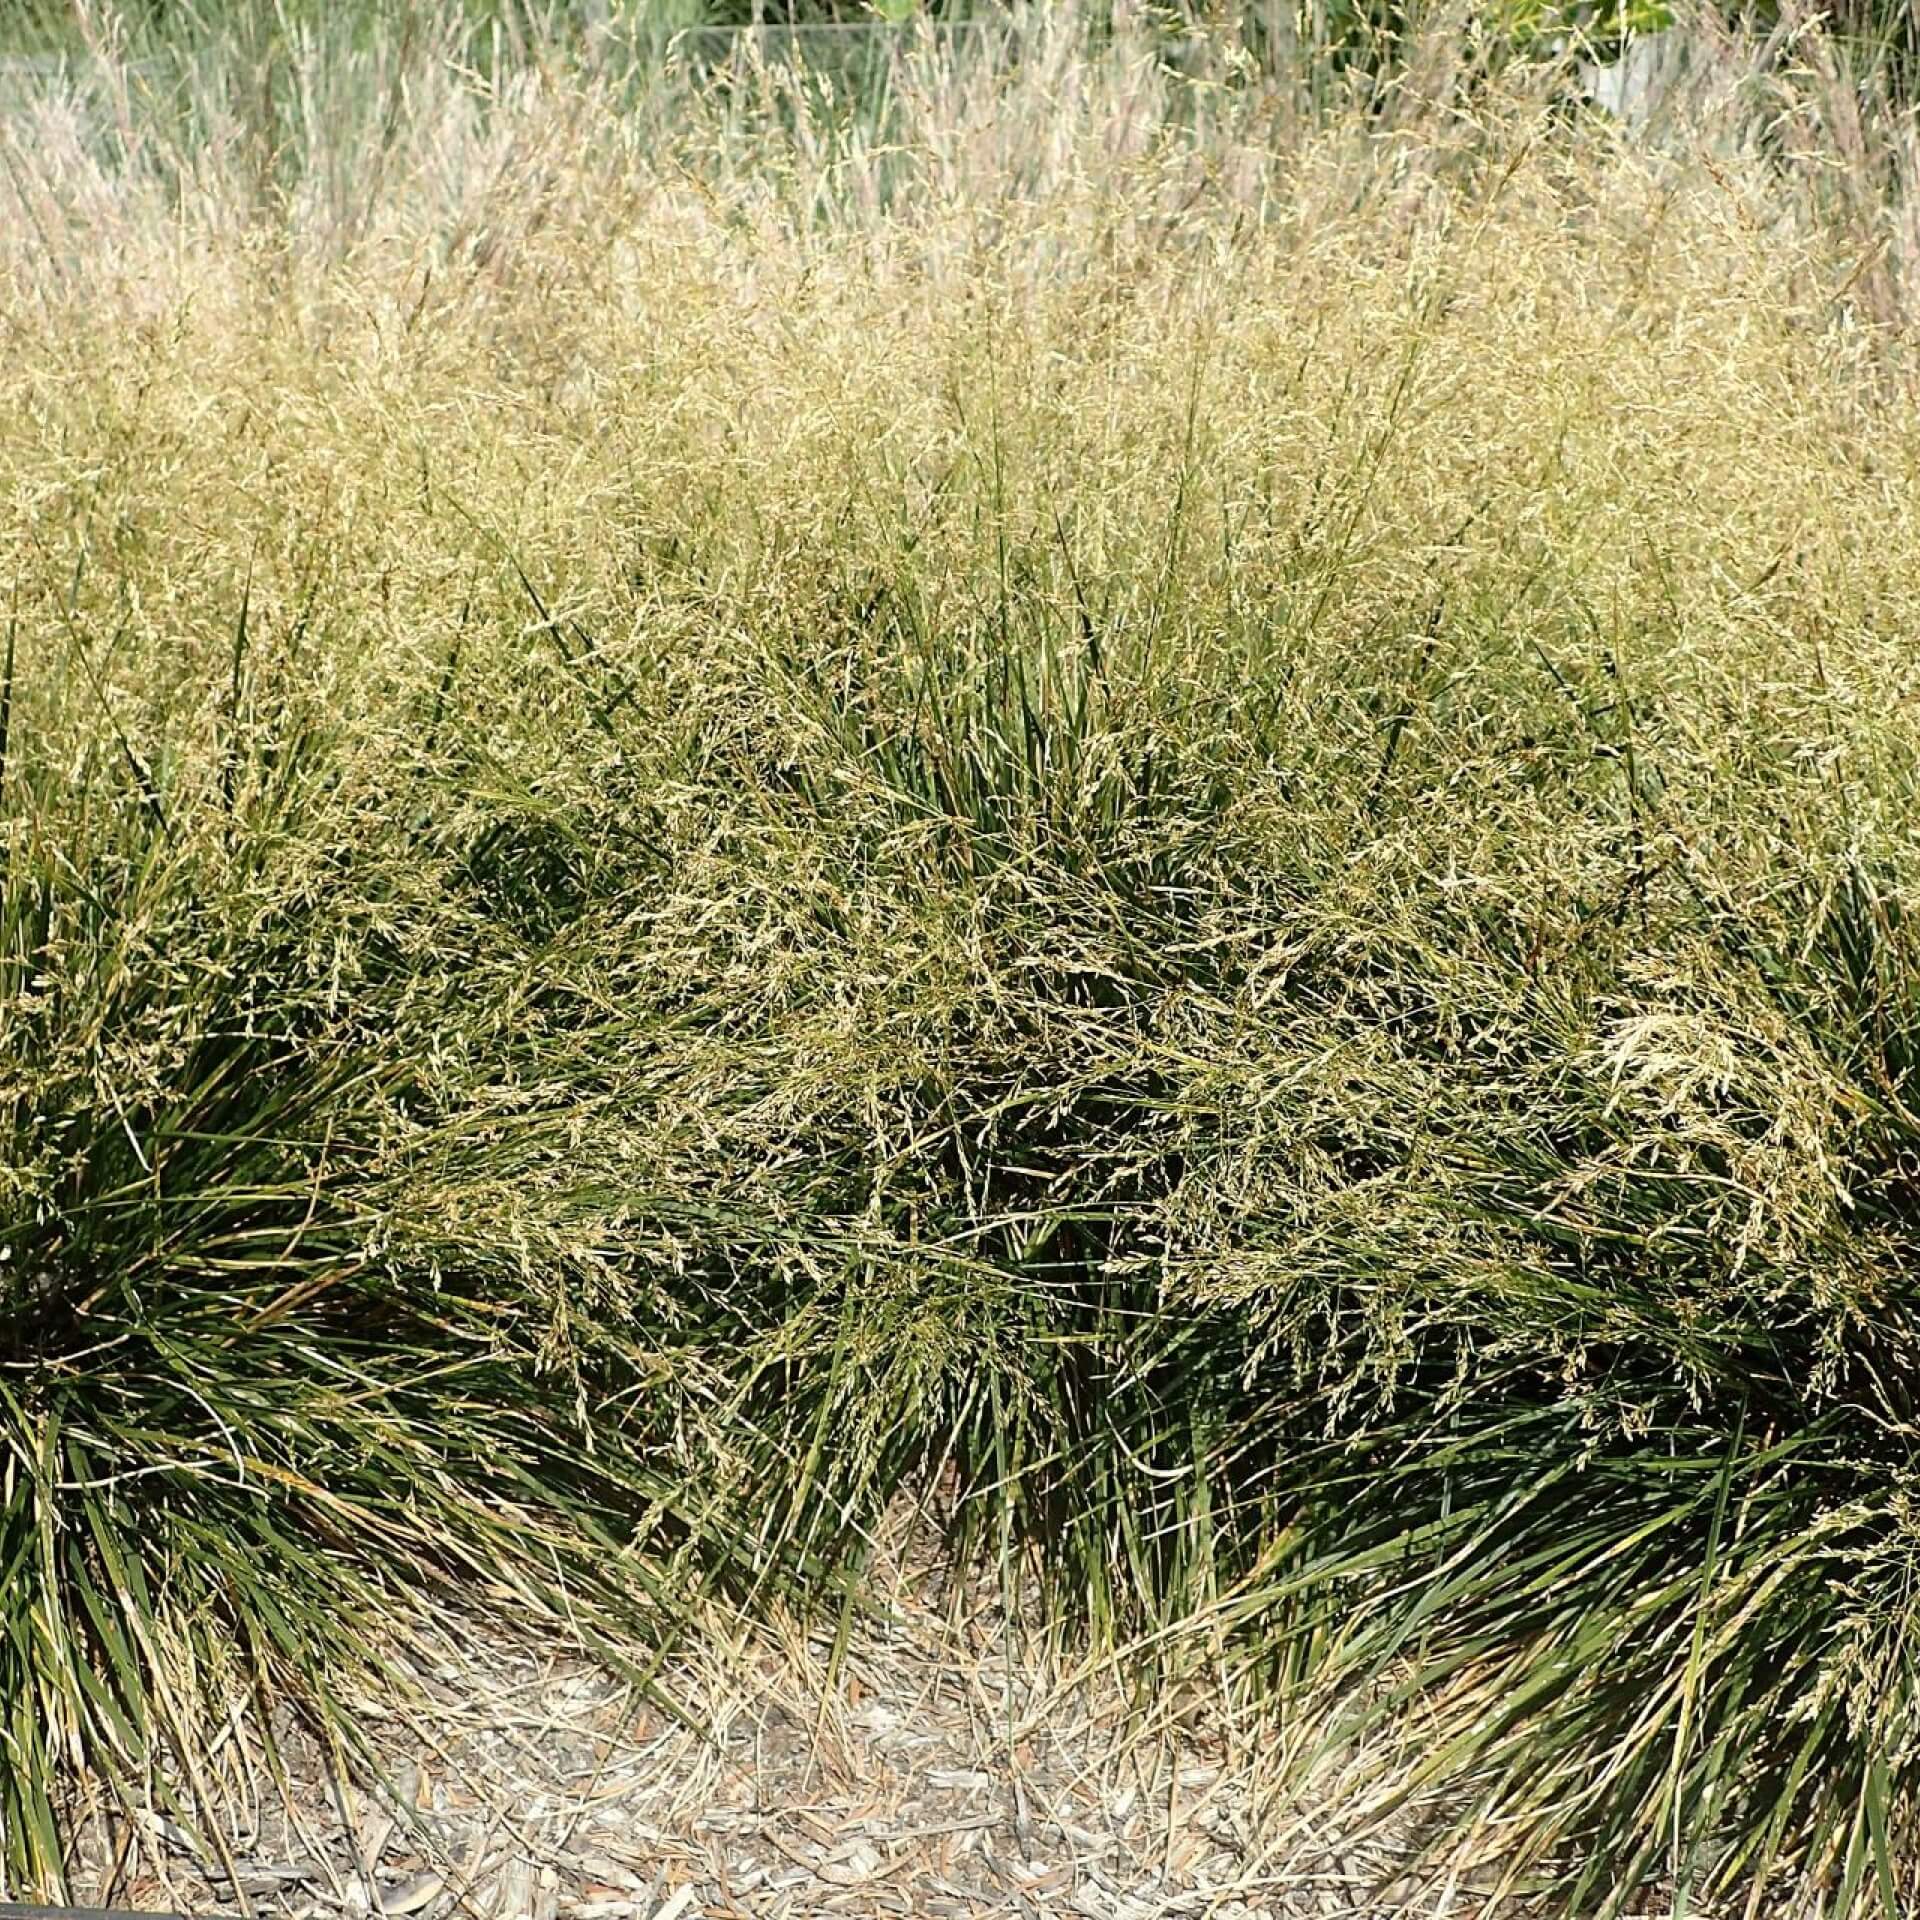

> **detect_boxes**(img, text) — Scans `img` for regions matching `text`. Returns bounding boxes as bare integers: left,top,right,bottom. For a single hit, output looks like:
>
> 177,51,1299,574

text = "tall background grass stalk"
7,1,1920,1911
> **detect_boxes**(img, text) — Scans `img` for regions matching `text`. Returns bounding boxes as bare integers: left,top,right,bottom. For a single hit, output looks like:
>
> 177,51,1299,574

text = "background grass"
7,2,1920,1911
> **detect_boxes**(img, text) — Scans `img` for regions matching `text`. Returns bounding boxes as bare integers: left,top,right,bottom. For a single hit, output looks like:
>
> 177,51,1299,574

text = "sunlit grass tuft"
6,3,1920,1910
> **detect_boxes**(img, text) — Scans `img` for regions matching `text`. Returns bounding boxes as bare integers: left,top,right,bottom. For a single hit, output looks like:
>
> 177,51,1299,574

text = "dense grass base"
6,5,1920,1911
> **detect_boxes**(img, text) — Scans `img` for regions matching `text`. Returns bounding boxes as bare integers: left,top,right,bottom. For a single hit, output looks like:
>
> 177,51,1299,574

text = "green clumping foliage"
6,1,1920,1911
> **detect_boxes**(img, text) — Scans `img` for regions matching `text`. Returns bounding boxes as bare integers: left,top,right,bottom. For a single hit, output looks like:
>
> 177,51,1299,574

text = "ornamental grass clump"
6,3,1920,1910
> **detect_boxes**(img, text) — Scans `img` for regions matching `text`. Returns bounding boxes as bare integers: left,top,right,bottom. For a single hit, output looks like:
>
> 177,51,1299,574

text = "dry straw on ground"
52,1511,1603,1920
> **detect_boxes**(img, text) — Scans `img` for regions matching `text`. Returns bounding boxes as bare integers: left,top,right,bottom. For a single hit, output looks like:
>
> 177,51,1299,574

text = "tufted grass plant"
9,3,1920,1912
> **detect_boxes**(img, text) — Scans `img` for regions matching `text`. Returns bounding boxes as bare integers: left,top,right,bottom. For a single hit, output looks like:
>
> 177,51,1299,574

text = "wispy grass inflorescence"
6,2,1920,1911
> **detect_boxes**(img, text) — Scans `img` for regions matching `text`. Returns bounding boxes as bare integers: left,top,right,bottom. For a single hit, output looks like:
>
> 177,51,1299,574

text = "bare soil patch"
50,1526,1476,1920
